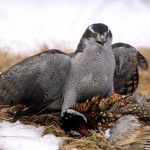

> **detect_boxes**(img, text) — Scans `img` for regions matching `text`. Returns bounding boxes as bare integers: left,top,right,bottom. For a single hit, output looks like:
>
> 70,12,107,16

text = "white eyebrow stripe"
88,25,94,33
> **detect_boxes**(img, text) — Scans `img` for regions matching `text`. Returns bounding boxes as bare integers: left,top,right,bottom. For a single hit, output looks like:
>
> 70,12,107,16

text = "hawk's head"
83,23,112,47
75,23,113,54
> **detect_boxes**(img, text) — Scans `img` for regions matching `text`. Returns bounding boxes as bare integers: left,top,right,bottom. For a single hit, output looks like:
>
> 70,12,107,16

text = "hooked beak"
96,34,106,46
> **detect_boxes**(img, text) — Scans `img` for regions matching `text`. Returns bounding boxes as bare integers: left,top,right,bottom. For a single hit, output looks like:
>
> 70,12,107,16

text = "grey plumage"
112,43,148,95
0,23,148,119
61,24,149,131
0,50,71,111
62,23,115,115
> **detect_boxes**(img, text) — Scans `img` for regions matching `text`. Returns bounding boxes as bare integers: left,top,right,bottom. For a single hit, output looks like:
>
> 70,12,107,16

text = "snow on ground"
0,121,63,150
0,0,150,55
105,128,111,139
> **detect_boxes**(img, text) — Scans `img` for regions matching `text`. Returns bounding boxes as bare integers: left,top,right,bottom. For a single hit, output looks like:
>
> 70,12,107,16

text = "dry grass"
137,48,150,96
0,46,150,150
0,49,25,72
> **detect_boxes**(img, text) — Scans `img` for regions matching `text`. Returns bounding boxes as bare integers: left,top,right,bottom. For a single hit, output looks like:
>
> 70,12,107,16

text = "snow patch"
0,121,63,150
105,128,110,139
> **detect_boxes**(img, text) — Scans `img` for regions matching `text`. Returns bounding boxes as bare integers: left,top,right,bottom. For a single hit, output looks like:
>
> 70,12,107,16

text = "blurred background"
0,0,150,55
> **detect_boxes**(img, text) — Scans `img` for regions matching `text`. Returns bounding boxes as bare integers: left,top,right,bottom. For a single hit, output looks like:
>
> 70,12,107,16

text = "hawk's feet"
61,109,89,136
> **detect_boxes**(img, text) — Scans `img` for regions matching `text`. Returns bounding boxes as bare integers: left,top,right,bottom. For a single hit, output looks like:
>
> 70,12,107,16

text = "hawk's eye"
92,32,97,38
106,32,109,37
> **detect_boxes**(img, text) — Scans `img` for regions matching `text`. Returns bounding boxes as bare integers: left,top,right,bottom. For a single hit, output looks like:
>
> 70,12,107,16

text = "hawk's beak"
96,34,106,46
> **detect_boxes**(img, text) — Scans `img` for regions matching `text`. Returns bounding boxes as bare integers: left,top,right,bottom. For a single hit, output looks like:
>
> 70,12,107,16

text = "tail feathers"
137,51,149,70
114,68,139,95
130,68,139,92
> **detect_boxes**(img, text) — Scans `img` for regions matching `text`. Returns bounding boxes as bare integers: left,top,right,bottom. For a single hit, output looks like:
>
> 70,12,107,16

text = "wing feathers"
112,43,148,95
0,49,70,109
137,51,149,70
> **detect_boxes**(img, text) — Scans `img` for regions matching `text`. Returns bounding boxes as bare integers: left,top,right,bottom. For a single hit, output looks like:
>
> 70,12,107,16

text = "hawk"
0,24,148,124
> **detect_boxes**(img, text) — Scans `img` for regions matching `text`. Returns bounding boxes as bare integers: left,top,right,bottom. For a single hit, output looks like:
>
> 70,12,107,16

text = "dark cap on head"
91,23,109,34
82,23,112,39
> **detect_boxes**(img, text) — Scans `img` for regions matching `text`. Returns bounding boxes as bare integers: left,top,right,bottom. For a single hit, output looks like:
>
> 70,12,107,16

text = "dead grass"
0,49,25,72
137,48,150,96
0,46,150,150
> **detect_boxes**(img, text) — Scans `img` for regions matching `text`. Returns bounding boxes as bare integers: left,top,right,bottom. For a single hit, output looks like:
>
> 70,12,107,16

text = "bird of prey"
61,23,116,119
61,24,148,128
0,23,148,120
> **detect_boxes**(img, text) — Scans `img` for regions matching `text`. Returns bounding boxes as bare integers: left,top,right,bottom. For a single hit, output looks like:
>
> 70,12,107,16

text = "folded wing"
0,49,71,111
112,43,148,95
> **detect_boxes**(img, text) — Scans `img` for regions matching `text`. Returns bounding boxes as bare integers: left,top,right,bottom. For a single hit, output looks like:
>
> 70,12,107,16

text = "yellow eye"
92,32,97,38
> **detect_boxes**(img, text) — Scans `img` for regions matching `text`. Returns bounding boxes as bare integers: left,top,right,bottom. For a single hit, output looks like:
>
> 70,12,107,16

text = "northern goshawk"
0,24,148,125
